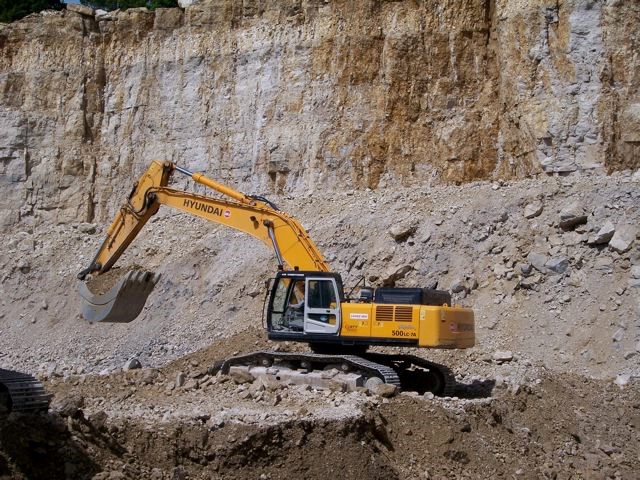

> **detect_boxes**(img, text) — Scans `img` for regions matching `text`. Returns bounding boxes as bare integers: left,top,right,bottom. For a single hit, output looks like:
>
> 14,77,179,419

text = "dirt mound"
0,410,398,480
0,413,100,480
379,374,640,479
14,331,638,479
2,372,637,480
84,265,147,295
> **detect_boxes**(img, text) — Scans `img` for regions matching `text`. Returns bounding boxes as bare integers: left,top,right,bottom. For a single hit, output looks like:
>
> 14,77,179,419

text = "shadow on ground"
454,379,496,398
0,411,101,480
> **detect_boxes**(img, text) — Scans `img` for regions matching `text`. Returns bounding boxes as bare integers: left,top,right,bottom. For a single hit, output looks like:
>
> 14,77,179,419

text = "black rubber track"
219,350,456,395
0,368,51,414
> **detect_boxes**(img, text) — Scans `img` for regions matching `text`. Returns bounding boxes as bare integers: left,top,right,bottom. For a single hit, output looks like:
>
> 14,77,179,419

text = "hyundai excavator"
77,160,475,395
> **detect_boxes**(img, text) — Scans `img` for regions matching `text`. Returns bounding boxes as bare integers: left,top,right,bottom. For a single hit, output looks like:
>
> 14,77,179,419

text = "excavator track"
220,351,401,387
362,353,457,397
219,351,456,395
0,368,51,414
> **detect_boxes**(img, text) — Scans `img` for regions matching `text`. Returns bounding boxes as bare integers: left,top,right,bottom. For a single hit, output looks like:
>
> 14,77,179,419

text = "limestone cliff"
0,0,638,228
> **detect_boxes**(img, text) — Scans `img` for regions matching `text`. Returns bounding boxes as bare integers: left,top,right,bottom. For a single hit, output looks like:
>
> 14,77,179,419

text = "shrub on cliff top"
80,0,178,10
0,0,64,22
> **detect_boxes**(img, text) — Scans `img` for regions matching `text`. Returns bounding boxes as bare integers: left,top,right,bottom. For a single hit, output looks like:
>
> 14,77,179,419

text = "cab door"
304,277,341,334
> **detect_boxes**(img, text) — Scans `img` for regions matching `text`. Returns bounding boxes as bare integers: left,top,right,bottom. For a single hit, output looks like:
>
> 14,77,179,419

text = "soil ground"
2,329,639,479
1,173,639,479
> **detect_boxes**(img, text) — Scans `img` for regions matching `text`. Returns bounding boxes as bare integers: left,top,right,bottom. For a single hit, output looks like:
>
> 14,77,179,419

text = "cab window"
307,280,337,309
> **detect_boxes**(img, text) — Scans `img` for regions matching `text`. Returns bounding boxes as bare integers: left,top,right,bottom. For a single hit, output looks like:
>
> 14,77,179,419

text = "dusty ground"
1,171,639,478
1,329,639,479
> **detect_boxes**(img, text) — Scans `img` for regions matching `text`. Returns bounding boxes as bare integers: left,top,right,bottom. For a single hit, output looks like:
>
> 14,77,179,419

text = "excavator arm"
78,160,329,323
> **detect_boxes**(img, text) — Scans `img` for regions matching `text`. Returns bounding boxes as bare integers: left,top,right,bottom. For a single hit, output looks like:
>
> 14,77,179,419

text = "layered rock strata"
0,0,638,229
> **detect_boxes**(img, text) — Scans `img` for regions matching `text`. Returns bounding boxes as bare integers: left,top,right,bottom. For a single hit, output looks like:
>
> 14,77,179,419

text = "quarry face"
0,0,639,228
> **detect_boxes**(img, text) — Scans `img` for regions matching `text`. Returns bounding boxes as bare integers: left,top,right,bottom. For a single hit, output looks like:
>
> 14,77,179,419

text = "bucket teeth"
78,269,160,323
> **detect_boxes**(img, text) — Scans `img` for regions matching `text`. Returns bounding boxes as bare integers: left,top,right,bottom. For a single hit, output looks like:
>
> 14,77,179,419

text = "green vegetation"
0,0,178,22
0,0,64,22
80,0,179,10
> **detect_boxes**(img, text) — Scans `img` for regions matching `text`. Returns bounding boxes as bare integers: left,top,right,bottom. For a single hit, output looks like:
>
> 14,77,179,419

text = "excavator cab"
266,271,344,339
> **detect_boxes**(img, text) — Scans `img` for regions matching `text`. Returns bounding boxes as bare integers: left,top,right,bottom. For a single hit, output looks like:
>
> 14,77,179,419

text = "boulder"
67,4,95,16
450,279,467,293
123,358,142,370
593,257,614,273
563,231,584,246
381,265,413,287
545,257,569,274
527,252,549,274
257,375,282,392
519,263,533,276
524,201,543,219
17,260,30,274
612,328,625,342
183,379,199,390
388,223,417,242
494,211,509,224
370,383,397,398
559,202,588,230
141,369,159,385
492,351,514,363
56,394,85,417
519,274,541,290
89,410,109,431
614,374,631,387
609,225,635,253
588,221,615,245
229,369,254,385
77,223,97,234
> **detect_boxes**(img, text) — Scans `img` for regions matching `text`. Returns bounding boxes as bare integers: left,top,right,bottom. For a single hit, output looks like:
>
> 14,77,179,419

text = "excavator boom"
78,160,328,323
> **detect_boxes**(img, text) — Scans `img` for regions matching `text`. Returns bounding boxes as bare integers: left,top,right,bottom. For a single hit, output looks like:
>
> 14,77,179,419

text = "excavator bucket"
78,269,161,323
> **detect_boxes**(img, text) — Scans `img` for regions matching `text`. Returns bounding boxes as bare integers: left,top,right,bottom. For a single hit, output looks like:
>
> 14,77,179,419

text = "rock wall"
0,0,638,229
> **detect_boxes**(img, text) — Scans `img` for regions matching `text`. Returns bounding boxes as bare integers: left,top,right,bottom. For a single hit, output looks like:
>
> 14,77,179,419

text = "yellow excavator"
78,161,475,395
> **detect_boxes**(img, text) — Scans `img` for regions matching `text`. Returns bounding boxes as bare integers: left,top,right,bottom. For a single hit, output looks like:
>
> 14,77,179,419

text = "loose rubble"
1,172,639,478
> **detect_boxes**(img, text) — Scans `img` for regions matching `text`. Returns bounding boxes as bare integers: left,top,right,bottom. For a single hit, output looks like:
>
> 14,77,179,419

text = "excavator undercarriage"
218,350,456,396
